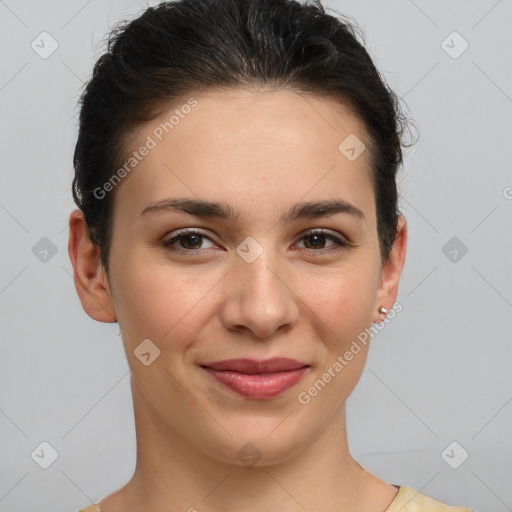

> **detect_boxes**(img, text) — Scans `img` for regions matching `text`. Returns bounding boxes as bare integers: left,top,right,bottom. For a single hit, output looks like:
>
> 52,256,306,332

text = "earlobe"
373,215,407,323
67,209,117,323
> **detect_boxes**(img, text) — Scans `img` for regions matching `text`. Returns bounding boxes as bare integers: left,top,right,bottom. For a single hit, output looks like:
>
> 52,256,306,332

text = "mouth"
199,358,310,399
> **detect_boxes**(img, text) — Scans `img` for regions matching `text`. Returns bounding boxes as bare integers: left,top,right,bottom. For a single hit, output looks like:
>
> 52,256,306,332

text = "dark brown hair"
72,0,414,277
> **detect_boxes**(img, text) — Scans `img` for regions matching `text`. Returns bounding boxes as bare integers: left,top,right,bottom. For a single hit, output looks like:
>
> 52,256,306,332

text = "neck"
102,380,366,512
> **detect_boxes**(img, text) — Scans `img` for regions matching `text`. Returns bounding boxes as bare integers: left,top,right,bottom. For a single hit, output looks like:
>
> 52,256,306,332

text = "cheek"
293,267,377,411
111,240,380,358
297,261,379,343
111,253,219,350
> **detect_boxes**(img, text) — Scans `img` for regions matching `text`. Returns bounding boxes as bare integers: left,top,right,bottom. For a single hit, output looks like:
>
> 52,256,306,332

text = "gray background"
0,1,511,511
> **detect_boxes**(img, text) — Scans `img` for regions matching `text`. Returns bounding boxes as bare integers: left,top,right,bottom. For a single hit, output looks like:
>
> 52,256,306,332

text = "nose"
220,248,300,339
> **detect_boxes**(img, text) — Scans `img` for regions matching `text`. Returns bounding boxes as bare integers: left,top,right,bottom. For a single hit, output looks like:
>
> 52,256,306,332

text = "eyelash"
161,228,349,256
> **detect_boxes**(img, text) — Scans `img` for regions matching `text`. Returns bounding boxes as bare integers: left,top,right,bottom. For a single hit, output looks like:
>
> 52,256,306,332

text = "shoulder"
385,486,472,512
78,505,102,512
76,487,473,512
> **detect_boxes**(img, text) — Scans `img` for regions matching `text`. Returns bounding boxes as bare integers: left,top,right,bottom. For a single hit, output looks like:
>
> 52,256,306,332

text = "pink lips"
200,358,309,399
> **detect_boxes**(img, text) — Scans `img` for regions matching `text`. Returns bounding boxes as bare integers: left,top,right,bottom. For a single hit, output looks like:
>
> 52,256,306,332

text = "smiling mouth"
199,358,310,399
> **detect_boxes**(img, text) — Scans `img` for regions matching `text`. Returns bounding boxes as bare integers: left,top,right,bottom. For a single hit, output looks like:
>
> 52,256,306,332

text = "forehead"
164,88,369,153
113,88,374,224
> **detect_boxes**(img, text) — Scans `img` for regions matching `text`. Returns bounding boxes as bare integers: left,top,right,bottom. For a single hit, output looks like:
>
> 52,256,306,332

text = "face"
70,88,406,466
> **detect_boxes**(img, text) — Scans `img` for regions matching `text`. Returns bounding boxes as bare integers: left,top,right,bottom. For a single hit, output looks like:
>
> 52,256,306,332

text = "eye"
295,229,348,254
162,229,217,254
161,228,349,256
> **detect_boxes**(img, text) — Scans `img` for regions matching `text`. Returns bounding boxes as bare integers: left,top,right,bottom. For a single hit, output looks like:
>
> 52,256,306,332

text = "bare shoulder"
358,470,401,511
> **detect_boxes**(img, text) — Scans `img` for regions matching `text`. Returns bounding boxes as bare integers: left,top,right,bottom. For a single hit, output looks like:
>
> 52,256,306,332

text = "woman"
68,0,472,510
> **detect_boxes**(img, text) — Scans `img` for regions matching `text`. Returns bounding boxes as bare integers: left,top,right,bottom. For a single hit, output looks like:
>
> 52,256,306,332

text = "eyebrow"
139,197,365,223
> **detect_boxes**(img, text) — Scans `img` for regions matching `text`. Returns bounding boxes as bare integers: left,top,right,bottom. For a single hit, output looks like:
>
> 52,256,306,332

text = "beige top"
78,485,472,511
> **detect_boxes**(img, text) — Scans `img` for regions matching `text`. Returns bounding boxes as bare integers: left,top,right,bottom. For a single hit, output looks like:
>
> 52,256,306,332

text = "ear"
68,209,117,323
372,214,407,323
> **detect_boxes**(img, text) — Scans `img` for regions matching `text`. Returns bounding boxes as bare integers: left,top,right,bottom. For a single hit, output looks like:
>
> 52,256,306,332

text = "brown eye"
296,229,348,253
177,233,203,250
162,229,216,253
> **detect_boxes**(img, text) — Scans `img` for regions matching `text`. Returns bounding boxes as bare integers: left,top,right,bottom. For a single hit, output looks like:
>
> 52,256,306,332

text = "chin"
202,419,309,468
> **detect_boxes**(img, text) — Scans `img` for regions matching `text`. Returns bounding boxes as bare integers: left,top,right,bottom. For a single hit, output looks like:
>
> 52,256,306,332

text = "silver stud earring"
378,307,389,316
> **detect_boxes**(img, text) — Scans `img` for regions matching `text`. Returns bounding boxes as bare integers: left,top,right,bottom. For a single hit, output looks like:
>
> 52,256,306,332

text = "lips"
199,358,309,399
201,358,308,373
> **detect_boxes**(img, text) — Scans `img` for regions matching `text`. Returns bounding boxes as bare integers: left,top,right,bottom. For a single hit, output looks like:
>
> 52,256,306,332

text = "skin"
68,88,407,512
